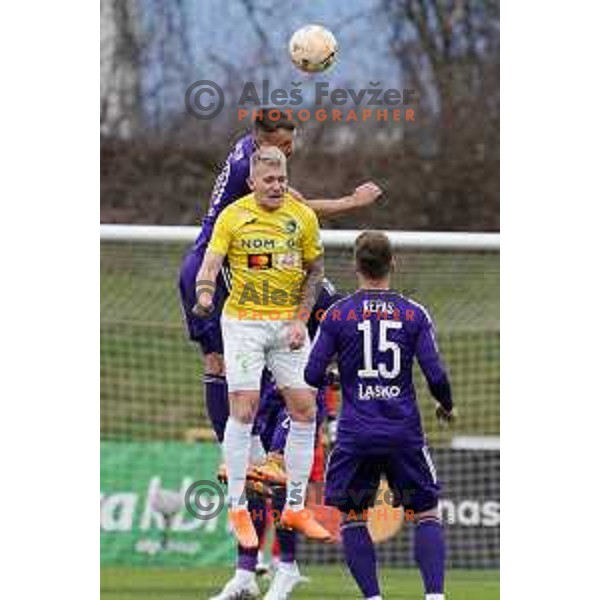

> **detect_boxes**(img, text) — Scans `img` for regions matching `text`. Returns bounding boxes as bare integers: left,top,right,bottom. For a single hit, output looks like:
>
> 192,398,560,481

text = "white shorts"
221,316,312,392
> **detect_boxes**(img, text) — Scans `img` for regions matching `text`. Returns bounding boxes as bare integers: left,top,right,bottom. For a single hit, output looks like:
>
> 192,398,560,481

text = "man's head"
254,110,296,158
248,147,288,211
354,231,394,287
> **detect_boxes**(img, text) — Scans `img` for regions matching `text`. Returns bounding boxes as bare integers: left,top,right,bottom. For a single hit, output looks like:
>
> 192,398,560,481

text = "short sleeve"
207,209,233,256
301,208,323,263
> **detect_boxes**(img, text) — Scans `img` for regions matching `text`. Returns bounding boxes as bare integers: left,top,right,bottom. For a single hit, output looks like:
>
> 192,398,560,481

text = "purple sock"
414,517,446,594
204,375,229,443
237,495,267,572
269,411,290,454
341,521,380,598
273,488,296,563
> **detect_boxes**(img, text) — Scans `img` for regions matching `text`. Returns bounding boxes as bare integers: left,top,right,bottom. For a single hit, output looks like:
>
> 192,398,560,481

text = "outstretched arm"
289,181,383,218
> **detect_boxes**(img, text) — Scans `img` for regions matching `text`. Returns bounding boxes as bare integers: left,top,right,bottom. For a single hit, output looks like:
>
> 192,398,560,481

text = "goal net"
100,226,499,569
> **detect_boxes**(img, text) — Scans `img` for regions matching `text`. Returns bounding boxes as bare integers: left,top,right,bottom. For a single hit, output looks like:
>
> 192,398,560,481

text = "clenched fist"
350,181,383,208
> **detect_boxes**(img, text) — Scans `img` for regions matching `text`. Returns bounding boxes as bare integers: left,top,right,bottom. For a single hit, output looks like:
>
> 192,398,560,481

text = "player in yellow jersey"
194,146,331,549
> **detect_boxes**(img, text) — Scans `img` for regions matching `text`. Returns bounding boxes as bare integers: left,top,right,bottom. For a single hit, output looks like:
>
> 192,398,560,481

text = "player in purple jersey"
179,110,381,446
305,232,455,600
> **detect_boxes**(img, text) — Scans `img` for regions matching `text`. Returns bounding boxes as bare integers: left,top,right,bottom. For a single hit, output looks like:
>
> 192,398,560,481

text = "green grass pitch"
101,565,500,599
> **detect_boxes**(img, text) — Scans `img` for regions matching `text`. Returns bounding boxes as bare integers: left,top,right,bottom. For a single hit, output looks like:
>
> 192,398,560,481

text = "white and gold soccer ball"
289,24,338,73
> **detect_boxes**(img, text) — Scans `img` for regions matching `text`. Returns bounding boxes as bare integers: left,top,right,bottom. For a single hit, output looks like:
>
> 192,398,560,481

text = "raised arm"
289,181,383,218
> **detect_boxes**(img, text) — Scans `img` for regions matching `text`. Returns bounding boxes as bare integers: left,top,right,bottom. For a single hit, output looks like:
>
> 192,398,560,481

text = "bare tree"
101,0,499,231
100,0,144,137
380,0,499,157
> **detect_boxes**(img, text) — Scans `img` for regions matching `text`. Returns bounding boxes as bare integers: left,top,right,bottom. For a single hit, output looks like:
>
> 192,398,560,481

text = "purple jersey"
193,133,256,250
180,133,256,348
305,289,451,452
307,277,343,339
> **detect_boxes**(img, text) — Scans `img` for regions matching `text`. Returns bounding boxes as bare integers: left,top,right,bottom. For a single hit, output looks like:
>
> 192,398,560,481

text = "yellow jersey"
208,192,323,319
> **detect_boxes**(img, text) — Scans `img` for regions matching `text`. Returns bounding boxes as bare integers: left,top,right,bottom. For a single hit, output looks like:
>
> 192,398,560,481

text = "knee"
288,403,316,423
229,393,258,425
204,353,225,376
230,407,255,425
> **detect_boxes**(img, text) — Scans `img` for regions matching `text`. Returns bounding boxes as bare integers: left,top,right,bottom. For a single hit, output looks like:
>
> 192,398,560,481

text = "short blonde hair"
250,146,287,179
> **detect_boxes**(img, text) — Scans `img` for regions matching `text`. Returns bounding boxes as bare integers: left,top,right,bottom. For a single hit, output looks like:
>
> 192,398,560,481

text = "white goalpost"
101,224,499,250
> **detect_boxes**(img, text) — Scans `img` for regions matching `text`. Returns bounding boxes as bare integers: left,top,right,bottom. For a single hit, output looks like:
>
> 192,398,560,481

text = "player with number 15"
305,231,455,600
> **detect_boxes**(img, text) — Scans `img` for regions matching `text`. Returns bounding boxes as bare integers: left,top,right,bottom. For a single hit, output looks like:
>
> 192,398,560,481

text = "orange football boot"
249,452,288,486
217,464,274,498
279,506,334,543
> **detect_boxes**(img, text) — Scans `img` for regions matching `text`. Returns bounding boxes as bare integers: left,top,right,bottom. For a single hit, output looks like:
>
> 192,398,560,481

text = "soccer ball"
289,25,338,73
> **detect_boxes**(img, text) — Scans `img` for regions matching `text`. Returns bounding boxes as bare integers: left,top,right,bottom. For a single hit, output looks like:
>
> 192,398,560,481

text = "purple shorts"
178,245,230,355
324,443,440,514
